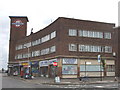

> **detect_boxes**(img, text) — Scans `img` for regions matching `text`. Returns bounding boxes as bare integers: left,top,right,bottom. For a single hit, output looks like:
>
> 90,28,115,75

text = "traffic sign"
98,55,101,63
53,62,57,66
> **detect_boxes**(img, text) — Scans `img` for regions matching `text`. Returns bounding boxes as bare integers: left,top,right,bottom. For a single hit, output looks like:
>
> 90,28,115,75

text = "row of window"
62,65,115,75
80,65,115,72
69,29,111,39
69,44,112,53
16,31,56,50
15,46,56,59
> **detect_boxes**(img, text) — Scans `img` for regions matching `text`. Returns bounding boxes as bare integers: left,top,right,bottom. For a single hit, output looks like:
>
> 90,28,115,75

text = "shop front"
8,63,20,76
62,58,78,78
31,61,39,77
20,61,31,78
12,64,20,76
8,64,13,76
39,60,49,77
39,59,58,78
49,59,58,78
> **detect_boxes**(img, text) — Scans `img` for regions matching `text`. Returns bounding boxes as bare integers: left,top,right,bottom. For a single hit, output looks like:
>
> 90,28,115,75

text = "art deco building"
8,16,115,78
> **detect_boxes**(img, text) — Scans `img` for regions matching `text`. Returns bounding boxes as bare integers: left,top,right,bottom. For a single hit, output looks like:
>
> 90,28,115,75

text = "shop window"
106,65,115,72
63,58,77,64
62,65,77,74
80,65,103,71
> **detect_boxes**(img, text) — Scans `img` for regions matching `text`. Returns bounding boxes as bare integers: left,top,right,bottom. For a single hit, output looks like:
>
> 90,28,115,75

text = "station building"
8,16,116,78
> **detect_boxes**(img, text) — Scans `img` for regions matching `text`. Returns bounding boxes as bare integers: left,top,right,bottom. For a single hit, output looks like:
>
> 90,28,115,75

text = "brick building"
114,27,120,78
8,16,116,78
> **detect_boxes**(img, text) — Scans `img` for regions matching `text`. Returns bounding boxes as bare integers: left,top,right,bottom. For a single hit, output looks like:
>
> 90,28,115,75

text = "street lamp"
24,46,31,78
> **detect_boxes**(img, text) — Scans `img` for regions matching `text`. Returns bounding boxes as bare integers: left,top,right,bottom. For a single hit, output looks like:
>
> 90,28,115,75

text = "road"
2,73,58,88
1,73,120,89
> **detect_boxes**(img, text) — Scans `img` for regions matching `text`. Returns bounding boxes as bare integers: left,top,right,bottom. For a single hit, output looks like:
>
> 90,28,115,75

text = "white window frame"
51,31,56,39
69,29,77,36
69,44,77,51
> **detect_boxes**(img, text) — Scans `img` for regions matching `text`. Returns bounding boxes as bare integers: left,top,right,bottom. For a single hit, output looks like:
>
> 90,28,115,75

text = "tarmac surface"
1,73,120,89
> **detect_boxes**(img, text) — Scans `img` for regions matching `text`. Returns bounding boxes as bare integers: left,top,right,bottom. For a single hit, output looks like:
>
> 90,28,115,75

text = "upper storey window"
69,29,77,36
79,30,103,38
51,31,56,39
41,35,50,43
104,32,111,39
69,44,77,51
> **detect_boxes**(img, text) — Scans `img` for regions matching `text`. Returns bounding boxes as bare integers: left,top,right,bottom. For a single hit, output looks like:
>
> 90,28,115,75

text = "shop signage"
63,58,77,64
98,55,101,63
39,60,49,67
49,59,58,65
31,61,39,65
13,64,19,67
22,63,29,66
53,62,57,66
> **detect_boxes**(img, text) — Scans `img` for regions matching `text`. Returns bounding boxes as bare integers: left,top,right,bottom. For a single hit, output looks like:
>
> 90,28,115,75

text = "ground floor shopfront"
39,57,115,78
8,56,115,78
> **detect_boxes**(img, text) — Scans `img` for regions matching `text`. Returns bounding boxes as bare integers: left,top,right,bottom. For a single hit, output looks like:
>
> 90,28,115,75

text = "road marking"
94,86,104,88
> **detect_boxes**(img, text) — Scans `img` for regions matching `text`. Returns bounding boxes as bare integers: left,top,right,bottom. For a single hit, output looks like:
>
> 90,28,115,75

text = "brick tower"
9,16,29,63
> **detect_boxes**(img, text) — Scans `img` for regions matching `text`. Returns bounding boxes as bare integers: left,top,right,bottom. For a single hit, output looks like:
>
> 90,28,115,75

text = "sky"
0,0,119,70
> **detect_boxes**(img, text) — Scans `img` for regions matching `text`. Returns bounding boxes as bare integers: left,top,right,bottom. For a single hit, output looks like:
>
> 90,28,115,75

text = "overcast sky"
0,0,119,70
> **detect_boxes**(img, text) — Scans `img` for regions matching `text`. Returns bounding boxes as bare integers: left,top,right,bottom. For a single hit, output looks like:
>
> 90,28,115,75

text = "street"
1,73,120,89
2,73,58,88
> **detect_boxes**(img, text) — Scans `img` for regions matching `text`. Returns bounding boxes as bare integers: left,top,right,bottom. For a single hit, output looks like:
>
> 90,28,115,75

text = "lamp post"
24,46,31,78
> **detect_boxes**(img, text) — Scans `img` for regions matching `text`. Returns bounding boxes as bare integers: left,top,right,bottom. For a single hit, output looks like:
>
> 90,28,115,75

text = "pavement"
6,74,118,85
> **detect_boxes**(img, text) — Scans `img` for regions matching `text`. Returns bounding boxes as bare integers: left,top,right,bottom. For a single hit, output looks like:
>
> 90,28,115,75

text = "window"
62,65,77,74
80,65,103,71
41,49,45,55
32,50,40,57
23,53,28,58
106,65,115,72
16,45,23,50
41,48,49,55
69,44,77,51
98,32,103,38
79,30,83,36
88,31,93,37
41,35,50,43
105,46,112,53
15,54,22,59
79,44,102,52
50,46,56,53
51,31,56,39
104,32,111,39
23,42,31,48
45,48,50,54
83,30,88,37
69,29,77,36
79,30,103,39
63,58,77,64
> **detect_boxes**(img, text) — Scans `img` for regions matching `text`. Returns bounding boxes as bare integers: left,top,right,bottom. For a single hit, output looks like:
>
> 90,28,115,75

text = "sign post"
98,55,102,81
53,62,60,83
